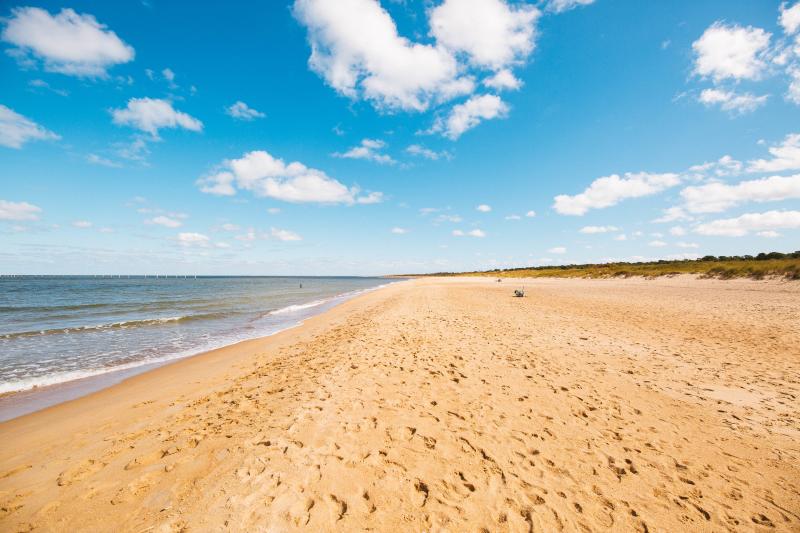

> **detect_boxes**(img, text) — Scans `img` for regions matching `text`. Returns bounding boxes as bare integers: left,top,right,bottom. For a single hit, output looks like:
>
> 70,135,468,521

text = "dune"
1,276,798,532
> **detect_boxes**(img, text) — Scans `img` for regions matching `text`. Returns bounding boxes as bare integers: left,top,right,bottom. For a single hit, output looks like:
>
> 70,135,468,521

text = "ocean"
0,276,394,419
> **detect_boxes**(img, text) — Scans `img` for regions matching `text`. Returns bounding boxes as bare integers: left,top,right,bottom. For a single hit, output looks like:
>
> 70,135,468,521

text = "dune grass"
406,252,800,280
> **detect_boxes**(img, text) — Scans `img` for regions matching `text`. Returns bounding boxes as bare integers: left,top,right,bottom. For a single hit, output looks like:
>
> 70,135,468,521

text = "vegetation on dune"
405,251,800,280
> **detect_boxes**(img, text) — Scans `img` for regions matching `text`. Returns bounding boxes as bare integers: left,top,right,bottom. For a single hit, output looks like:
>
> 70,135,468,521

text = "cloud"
505,214,521,220
613,234,627,241
1,7,134,77
432,94,509,139
146,215,183,228
692,22,771,82
267,207,281,214
579,225,619,234
681,174,800,213
111,98,203,136
429,0,539,70
669,226,686,236
0,200,41,221
694,209,800,236
780,2,800,35
405,144,451,160
72,220,92,228
334,138,396,164
177,232,210,246
220,223,240,231
788,67,800,105
688,155,742,178
270,227,302,241
391,227,408,234
698,88,768,114
553,172,681,215
525,210,536,217
546,0,595,13
197,149,382,204
435,214,463,223
676,241,699,248
0,105,60,149
162,68,177,89
653,206,693,223
757,230,780,238
476,204,492,212
547,246,566,254
747,133,800,172
86,153,121,168
226,101,266,121
648,240,667,247
453,228,486,237
483,69,522,90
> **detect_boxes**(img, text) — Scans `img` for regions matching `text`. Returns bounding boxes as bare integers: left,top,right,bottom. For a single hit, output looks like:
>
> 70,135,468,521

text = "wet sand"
1,276,798,532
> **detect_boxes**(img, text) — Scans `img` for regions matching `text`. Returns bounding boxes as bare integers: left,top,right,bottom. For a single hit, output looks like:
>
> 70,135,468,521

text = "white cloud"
547,246,566,254
435,214,463,223
226,101,266,121
406,144,451,160
653,206,693,223
648,240,667,247
698,88,768,114
780,2,800,35
553,172,681,215
613,234,627,241
525,210,536,217
432,94,509,139
270,227,302,241
162,68,177,89
681,174,800,213
788,67,800,105
476,204,492,212
747,133,800,172
483,69,522,90
146,215,183,228
1,7,134,77
86,153,120,168
688,155,742,178
197,149,382,204
72,220,92,228
757,230,780,238
177,232,210,246
334,138,396,164
453,228,486,237
695,209,800,236
677,241,699,248
0,200,41,221
293,0,469,111
546,0,595,13
111,98,203,136
0,105,60,149
220,223,240,231
692,23,771,82
669,226,686,236
391,227,408,234
267,207,281,214
579,225,619,234
429,0,539,70
505,214,521,220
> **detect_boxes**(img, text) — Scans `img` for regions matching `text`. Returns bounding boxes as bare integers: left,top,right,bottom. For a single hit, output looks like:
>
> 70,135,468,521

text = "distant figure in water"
299,282,303,288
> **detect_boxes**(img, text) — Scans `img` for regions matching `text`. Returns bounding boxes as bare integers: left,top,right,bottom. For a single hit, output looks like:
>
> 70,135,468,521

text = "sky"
1,0,799,275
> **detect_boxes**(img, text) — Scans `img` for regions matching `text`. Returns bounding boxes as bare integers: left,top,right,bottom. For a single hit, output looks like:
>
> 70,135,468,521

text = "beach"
1,276,799,532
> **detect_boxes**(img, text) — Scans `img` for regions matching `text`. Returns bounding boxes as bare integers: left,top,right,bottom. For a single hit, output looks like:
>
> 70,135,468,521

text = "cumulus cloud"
476,204,492,212
546,0,595,13
747,133,800,172
780,2,800,35
681,174,800,213
177,232,210,246
293,0,535,136
334,138,396,164
505,214,521,220
694,209,800,236
146,215,183,228
553,172,681,215
653,206,693,223
0,200,41,221
648,240,667,247
0,105,60,149
72,220,92,228
692,23,771,82
453,228,486,237
579,225,619,234
391,227,408,234
669,226,686,236
226,101,266,121
1,7,134,77
547,246,566,254
405,144,451,160
197,149,382,204
525,210,536,217
429,0,539,70
111,98,203,136
270,227,302,241
688,155,742,178
432,94,509,139
698,88,768,114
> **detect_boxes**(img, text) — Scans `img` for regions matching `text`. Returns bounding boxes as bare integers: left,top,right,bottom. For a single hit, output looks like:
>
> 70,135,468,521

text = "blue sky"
1,0,799,275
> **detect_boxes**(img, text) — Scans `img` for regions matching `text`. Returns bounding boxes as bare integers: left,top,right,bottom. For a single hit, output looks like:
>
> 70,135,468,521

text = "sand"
1,276,799,532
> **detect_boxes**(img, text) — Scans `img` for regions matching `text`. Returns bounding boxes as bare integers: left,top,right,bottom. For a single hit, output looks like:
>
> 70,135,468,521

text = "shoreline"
2,276,798,532
0,280,402,423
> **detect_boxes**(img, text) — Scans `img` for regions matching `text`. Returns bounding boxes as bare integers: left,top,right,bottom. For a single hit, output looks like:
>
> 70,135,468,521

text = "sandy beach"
1,276,799,532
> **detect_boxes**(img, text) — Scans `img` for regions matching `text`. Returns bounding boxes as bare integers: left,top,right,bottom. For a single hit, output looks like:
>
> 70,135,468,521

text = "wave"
1,313,230,340
267,299,329,315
